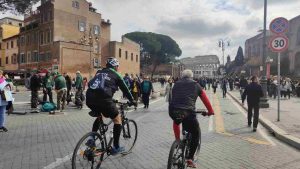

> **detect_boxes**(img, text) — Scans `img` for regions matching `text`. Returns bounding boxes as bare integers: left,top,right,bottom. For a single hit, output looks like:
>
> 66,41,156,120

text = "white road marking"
42,97,164,169
228,95,276,146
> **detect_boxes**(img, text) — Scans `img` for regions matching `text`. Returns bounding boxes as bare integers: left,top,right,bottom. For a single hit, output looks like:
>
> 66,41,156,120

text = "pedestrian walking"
30,71,42,108
239,76,248,97
54,73,67,112
0,70,12,132
165,78,173,102
130,77,141,105
42,72,54,103
140,76,154,108
222,78,228,98
63,73,72,104
75,71,83,108
212,79,218,94
242,76,264,132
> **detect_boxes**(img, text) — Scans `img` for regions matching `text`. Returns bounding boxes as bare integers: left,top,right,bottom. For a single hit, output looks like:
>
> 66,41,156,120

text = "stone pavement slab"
229,89,300,149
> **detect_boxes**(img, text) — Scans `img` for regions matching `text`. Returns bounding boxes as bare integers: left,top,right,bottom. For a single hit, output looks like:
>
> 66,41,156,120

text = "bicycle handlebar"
113,99,135,107
195,109,212,116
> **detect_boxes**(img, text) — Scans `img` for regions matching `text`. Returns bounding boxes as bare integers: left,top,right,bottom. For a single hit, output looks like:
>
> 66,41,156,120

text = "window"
119,48,122,58
72,1,80,9
49,10,53,20
0,43,1,49
131,53,133,61
47,30,51,43
0,58,2,66
27,52,31,62
20,53,26,63
39,53,45,61
26,34,30,44
32,51,38,62
94,25,100,35
40,32,44,45
78,21,86,32
136,55,138,62
45,52,51,61
7,42,9,49
44,11,48,22
12,54,17,64
20,36,25,46
41,13,44,23
11,41,13,48
125,51,128,60
6,57,8,64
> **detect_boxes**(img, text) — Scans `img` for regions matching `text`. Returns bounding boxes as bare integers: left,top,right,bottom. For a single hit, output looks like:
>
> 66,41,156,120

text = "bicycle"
71,100,138,169
167,110,209,169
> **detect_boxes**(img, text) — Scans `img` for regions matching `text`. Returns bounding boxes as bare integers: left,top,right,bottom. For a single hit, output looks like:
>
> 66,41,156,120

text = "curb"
228,91,300,150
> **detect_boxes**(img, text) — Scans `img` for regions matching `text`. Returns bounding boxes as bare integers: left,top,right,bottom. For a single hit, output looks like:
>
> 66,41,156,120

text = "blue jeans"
0,106,6,127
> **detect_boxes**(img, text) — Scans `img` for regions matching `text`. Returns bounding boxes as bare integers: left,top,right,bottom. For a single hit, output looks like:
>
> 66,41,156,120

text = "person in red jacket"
169,69,214,168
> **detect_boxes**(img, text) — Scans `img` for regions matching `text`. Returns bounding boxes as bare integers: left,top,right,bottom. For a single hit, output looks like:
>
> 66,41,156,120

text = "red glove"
200,90,214,116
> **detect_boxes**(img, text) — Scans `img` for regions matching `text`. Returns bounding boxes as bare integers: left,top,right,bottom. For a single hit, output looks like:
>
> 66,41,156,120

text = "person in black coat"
242,76,263,132
63,73,72,104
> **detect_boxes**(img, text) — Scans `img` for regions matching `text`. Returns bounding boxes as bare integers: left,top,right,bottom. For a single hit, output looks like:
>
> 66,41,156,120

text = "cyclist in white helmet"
86,57,137,155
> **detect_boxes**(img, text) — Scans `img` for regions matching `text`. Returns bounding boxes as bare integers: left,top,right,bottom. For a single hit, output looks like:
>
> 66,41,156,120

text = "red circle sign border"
269,35,289,52
270,17,289,34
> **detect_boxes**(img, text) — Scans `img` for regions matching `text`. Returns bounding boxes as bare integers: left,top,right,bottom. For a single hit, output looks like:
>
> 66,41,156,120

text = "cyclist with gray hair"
169,69,214,168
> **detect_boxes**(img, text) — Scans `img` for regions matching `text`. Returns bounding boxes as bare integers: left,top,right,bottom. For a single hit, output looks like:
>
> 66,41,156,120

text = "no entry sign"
269,35,289,52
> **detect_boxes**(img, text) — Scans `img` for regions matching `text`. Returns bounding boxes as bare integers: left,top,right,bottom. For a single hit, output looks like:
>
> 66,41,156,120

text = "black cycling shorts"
87,101,119,119
169,106,193,125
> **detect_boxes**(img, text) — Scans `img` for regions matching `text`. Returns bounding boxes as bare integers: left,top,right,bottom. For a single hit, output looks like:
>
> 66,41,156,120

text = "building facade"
180,55,220,78
18,0,110,78
288,15,300,76
1,35,19,71
109,37,140,75
0,17,22,68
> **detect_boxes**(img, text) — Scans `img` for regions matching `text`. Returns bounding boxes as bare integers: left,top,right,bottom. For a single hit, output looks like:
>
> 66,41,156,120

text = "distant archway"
295,52,300,76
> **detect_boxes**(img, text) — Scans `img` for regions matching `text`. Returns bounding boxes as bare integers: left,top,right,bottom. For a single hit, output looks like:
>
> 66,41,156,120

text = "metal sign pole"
277,52,281,122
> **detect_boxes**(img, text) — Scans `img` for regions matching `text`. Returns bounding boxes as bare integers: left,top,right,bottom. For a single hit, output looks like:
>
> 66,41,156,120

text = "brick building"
109,37,140,75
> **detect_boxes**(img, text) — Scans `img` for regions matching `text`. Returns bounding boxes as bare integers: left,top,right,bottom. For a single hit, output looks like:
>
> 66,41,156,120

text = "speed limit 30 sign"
269,35,289,52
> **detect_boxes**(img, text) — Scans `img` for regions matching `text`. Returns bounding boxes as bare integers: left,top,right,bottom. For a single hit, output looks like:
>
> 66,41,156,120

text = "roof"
0,17,23,23
2,34,19,41
180,55,220,65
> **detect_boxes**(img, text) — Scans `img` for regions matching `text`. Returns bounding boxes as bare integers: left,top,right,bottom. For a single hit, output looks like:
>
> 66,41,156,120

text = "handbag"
0,90,6,101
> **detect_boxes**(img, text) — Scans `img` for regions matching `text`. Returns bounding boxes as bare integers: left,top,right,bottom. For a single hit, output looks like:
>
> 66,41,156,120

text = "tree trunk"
151,63,159,80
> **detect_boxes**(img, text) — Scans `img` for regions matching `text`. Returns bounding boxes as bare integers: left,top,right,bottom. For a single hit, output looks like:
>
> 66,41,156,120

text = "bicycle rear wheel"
72,132,105,169
120,119,138,154
167,140,186,169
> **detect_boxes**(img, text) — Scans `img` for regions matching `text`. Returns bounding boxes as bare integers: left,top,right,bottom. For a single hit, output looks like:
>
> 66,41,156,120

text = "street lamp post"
218,39,230,66
259,0,270,108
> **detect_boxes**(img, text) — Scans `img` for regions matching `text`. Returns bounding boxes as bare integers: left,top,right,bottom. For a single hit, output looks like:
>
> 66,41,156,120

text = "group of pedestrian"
122,73,154,109
28,70,85,112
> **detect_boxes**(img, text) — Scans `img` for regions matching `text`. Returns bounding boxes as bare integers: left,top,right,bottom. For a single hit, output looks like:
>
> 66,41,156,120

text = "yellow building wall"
0,24,20,69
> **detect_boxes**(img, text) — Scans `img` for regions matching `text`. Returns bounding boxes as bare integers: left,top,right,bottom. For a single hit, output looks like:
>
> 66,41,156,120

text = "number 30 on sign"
269,35,289,52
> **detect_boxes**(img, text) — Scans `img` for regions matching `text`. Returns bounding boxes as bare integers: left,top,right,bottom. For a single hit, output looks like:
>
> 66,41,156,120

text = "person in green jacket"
75,71,83,108
43,72,54,103
54,72,67,112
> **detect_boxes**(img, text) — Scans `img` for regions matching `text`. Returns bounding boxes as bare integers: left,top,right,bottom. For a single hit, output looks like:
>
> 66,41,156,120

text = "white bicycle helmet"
106,57,120,67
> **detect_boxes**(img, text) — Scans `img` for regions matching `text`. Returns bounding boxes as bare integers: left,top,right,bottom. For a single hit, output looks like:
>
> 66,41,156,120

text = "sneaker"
186,159,197,168
110,146,125,155
85,138,96,148
0,127,8,132
253,128,257,132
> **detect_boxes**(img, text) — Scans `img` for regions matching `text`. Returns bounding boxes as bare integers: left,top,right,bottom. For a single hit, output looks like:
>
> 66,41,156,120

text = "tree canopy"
234,46,244,66
0,0,39,14
124,32,182,77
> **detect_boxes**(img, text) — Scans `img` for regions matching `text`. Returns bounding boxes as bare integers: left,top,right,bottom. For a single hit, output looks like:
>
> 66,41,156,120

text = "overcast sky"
2,0,300,63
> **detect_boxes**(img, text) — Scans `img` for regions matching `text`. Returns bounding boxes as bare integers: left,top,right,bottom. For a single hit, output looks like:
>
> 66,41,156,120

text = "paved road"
1,90,300,169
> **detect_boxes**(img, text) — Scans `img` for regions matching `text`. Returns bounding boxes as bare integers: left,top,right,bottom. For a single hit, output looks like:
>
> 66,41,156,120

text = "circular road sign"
269,35,289,52
270,17,289,34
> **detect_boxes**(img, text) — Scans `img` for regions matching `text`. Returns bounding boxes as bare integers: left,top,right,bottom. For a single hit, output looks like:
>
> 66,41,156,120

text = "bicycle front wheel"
167,140,185,169
72,132,105,169
120,119,138,154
